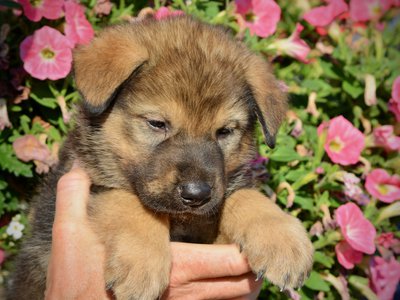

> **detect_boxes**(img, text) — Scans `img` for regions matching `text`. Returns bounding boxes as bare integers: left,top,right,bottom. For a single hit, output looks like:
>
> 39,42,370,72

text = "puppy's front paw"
105,234,171,300
241,215,313,290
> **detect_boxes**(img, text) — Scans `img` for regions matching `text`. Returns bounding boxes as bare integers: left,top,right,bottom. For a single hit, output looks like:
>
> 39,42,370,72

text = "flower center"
370,4,382,18
41,48,55,60
329,137,344,153
245,12,257,22
377,184,390,195
30,0,43,7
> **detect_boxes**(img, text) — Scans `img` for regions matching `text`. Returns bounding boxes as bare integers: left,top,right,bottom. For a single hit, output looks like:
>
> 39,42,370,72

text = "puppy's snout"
179,182,211,207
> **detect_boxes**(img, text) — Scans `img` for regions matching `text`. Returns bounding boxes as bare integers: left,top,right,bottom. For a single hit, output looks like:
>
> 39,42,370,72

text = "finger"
170,242,251,281
196,273,262,300
163,272,262,300
54,161,91,225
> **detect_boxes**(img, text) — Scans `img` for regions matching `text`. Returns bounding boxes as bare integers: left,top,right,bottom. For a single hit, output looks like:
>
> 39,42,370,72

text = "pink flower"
154,7,184,20
0,248,4,265
373,125,400,152
343,172,370,205
335,202,376,254
317,116,365,166
64,1,95,47
377,232,397,248
369,256,400,300
235,0,281,38
350,0,393,22
335,240,363,269
20,26,72,80
0,98,11,130
389,76,400,122
365,169,400,203
13,134,51,163
17,0,63,22
94,0,113,16
270,23,311,63
303,0,348,27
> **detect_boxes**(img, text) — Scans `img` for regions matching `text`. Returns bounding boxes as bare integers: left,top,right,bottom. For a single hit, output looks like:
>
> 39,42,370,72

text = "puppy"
7,16,313,300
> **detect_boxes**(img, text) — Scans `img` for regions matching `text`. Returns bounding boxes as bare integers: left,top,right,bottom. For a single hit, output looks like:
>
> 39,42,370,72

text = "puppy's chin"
138,194,223,217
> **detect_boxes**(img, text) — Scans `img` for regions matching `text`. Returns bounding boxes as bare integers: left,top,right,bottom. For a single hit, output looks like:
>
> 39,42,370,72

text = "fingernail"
71,160,80,170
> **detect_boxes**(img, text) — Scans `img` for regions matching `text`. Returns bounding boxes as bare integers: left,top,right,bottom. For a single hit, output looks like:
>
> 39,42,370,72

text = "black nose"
179,182,211,207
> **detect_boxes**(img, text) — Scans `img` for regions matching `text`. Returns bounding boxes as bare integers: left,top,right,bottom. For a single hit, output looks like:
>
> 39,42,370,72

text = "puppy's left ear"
245,55,287,148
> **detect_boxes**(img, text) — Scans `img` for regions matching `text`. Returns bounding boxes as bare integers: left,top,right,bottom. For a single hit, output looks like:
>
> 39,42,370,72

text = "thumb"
54,161,91,225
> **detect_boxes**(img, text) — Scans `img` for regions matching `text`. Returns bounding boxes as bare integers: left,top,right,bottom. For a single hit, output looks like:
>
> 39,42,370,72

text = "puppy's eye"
147,120,167,131
216,127,234,139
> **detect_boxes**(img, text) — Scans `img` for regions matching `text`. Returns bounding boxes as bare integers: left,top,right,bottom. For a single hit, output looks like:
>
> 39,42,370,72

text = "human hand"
162,242,262,300
45,163,262,300
45,162,111,299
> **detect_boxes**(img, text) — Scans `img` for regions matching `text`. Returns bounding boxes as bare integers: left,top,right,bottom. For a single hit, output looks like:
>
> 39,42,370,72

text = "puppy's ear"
73,26,149,115
245,56,287,148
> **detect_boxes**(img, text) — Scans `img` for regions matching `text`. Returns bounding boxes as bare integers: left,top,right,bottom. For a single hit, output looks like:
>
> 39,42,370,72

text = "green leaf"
348,276,378,300
292,172,318,190
342,81,363,99
314,251,334,268
0,143,33,177
0,0,21,8
268,147,308,162
285,169,309,182
294,196,314,211
30,93,58,109
304,271,330,292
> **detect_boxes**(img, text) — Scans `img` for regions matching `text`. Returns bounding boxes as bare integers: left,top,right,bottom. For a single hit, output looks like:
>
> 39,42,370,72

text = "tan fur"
88,190,170,299
217,189,314,289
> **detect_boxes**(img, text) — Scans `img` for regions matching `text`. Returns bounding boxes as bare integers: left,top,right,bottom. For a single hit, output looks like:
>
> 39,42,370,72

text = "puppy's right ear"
73,26,148,115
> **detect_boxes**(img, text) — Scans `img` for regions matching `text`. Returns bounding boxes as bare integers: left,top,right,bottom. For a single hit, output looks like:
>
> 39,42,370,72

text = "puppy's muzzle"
178,181,211,207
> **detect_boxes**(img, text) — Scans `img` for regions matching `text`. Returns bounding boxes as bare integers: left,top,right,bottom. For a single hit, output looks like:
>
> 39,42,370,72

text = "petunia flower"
335,202,376,254
350,0,393,22
6,220,25,240
373,125,400,152
388,76,400,122
369,256,400,300
317,115,365,166
0,98,11,130
20,26,72,80
94,0,113,16
335,240,363,269
342,172,370,205
154,6,185,20
376,232,399,249
64,1,95,47
17,0,63,22
13,134,52,163
235,0,281,38
364,74,377,106
365,169,400,203
268,23,311,63
303,0,348,27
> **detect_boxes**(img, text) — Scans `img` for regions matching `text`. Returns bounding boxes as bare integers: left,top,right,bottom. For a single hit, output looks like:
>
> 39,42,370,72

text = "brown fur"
7,16,312,300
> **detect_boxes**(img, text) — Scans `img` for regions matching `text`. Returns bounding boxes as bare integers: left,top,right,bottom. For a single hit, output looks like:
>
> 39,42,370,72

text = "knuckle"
57,169,90,193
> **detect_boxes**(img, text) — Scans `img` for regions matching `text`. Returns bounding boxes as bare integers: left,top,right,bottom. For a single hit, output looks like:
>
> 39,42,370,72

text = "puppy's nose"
179,182,211,207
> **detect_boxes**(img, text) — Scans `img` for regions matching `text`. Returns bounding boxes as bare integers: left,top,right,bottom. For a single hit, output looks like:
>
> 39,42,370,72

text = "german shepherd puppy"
8,16,313,299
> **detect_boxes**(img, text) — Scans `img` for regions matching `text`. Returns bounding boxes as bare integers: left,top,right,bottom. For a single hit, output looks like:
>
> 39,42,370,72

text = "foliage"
0,0,399,298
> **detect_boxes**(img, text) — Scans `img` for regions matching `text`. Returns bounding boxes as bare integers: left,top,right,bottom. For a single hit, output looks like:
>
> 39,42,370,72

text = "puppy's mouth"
135,182,224,216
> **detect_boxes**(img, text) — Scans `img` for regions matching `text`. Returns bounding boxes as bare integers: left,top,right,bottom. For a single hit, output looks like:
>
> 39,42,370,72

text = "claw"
255,270,265,282
296,273,305,289
283,273,290,290
239,243,244,253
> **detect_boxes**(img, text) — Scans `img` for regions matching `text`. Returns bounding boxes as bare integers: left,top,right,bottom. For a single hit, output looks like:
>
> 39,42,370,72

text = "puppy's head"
72,17,286,215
